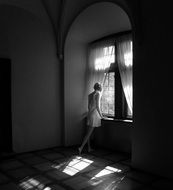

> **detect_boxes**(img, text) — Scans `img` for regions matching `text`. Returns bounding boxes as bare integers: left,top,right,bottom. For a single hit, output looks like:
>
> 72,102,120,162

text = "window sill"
102,118,133,123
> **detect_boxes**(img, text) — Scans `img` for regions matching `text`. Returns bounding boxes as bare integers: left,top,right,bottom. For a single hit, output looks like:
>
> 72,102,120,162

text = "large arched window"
88,32,133,119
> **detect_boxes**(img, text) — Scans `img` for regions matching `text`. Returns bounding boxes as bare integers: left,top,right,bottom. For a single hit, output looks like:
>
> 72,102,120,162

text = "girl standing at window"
78,83,103,154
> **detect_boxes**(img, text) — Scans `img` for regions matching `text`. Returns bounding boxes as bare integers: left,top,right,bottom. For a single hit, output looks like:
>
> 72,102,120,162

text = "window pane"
101,72,115,116
94,46,115,71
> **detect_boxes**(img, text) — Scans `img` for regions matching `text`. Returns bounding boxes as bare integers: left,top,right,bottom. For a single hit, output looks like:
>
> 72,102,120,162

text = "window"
101,71,115,116
88,33,133,120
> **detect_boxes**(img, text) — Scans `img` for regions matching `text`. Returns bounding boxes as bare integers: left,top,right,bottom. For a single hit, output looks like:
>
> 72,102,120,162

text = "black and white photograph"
0,0,173,189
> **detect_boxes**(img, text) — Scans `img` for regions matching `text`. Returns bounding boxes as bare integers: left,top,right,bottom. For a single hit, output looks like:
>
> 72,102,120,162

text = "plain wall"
94,120,132,154
64,39,87,146
132,1,173,179
0,5,62,153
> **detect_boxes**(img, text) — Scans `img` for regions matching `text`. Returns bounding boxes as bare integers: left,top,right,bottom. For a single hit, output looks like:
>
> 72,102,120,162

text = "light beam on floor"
52,156,93,176
19,177,51,190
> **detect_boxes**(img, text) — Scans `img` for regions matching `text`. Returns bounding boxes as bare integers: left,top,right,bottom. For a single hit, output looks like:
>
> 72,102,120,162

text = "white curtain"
87,40,115,95
116,34,133,116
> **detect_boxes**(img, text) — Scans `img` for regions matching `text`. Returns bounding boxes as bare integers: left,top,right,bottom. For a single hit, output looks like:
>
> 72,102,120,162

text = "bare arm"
88,95,90,110
95,92,103,118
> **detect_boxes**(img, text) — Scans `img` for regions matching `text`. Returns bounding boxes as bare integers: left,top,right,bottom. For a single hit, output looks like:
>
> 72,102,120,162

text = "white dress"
87,91,101,127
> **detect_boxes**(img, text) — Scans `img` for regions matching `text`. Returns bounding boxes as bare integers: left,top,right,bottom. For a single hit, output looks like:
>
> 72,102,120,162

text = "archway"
64,2,132,148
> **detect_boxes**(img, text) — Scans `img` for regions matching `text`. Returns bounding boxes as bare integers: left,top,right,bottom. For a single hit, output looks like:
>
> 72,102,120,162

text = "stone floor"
0,146,173,190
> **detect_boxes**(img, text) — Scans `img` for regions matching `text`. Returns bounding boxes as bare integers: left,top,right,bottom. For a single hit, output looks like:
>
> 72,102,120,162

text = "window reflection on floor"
19,177,51,190
91,166,121,179
89,166,125,188
51,156,126,189
52,156,93,176
2,147,168,190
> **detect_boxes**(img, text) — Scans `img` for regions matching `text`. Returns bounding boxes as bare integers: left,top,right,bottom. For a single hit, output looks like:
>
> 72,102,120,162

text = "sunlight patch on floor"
89,166,123,187
91,166,121,180
52,156,93,176
19,177,51,190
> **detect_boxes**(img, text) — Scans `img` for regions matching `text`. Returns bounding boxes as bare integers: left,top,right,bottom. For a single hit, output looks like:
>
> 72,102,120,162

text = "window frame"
102,61,132,120
90,31,133,121
102,42,132,120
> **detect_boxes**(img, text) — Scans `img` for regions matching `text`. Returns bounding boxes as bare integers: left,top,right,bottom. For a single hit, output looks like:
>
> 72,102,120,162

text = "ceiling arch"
64,1,132,146
65,1,131,48
0,0,47,20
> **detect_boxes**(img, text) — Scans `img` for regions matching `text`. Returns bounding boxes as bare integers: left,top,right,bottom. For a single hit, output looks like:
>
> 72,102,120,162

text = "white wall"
0,5,62,152
64,40,87,146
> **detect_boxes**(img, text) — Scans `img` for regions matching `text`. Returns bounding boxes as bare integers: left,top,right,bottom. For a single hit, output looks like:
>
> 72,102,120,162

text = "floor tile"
0,160,24,171
78,154,96,160
115,176,143,190
33,162,54,172
0,172,10,184
63,176,90,190
15,153,35,160
92,157,113,167
126,170,158,185
32,175,52,185
151,178,173,189
51,156,96,177
52,147,66,152
46,170,70,180
0,182,21,190
103,153,129,163
41,153,65,160
85,168,107,178
90,149,112,157
48,184,67,190
110,163,131,173
35,149,55,156
85,174,126,190
79,164,97,174
22,156,48,165
60,148,79,156
7,167,37,180
19,176,52,190
53,157,70,165
120,159,132,167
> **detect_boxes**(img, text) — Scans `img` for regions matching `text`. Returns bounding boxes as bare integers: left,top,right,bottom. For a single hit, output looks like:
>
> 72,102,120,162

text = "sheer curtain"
116,34,133,116
87,40,115,95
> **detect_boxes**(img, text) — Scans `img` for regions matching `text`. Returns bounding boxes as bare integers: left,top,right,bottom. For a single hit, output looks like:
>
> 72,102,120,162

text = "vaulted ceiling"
0,0,134,57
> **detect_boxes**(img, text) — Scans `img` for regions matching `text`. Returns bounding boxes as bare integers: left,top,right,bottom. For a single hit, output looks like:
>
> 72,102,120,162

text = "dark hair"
94,83,102,91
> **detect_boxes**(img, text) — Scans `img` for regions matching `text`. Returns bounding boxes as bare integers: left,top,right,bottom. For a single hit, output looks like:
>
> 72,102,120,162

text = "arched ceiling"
67,2,131,44
0,0,49,21
0,0,133,54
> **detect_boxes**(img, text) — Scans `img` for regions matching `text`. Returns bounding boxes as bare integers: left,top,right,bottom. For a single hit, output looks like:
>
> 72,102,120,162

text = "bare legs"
78,126,94,155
